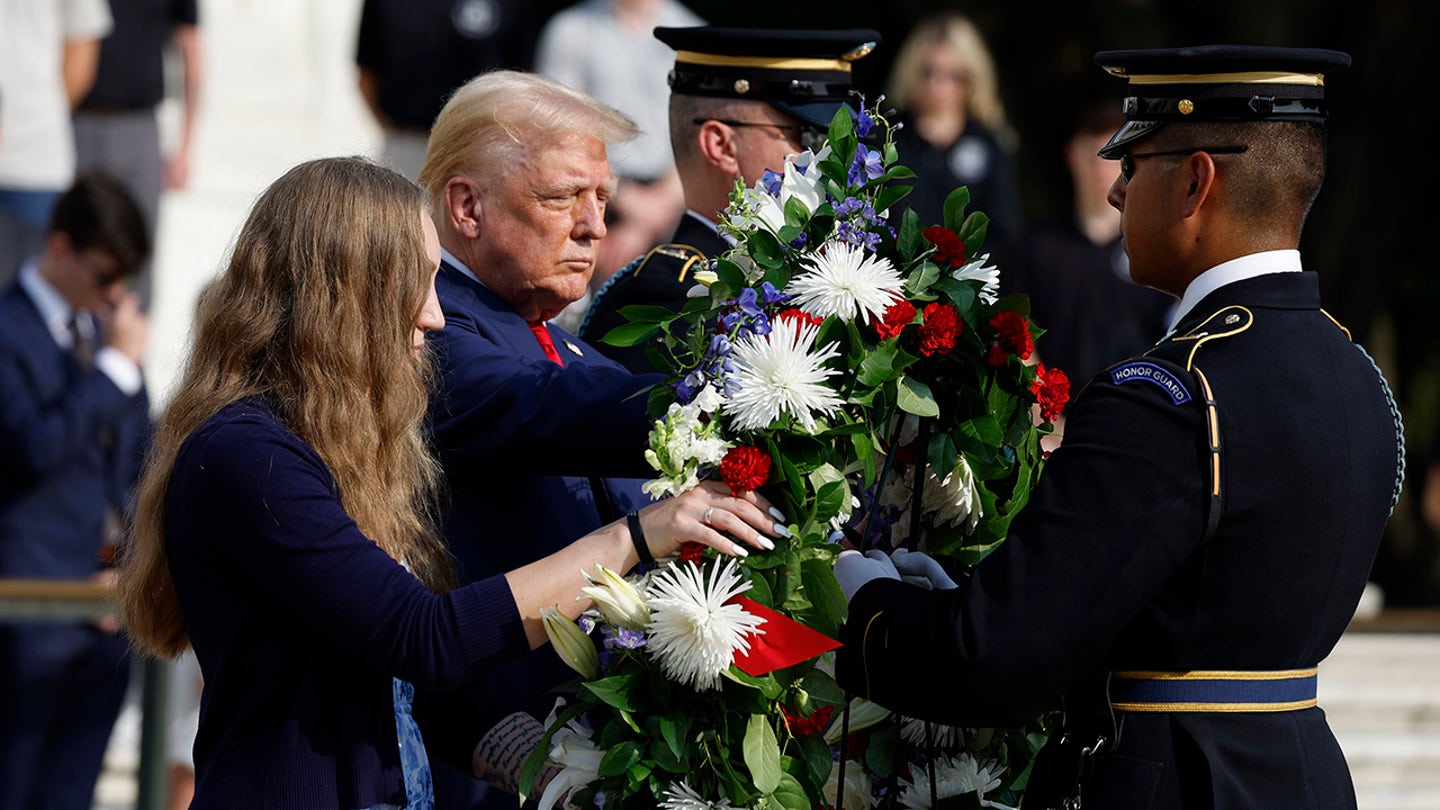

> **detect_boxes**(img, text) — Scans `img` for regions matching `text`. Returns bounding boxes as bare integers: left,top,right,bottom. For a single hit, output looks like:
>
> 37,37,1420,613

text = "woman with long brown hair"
116,156,777,810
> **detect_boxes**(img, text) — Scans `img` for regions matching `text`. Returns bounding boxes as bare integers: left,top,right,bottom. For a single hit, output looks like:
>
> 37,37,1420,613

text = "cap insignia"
842,41,877,62
734,78,750,94
1178,99,1195,115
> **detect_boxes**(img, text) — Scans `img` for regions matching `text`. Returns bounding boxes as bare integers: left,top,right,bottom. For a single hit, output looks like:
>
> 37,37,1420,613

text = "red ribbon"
728,595,841,676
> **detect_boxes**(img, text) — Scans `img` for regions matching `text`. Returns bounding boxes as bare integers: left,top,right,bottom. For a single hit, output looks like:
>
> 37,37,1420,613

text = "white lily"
540,606,599,680
535,717,605,810
580,564,650,630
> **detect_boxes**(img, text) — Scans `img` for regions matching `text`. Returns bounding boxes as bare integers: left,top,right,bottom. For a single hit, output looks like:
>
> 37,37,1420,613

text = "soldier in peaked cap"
580,26,879,372
834,46,1405,808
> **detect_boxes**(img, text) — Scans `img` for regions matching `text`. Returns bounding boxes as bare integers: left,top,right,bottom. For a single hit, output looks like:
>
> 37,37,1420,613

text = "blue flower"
760,168,782,196
759,281,790,306
856,108,875,138
605,627,648,650
847,144,884,186
577,614,597,634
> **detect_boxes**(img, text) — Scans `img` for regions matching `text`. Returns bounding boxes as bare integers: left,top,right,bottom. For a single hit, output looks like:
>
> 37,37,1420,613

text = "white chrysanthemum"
899,715,969,750
927,455,983,532
659,780,742,810
645,559,764,691
953,253,1001,305
824,760,876,809
725,317,843,433
786,239,905,324
897,753,1008,809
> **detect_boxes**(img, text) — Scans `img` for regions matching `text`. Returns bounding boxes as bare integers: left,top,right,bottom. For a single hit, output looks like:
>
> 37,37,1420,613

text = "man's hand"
834,549,900,602
100,290,150,365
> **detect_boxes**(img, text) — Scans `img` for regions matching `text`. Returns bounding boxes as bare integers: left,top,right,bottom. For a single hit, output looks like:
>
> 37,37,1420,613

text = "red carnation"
918,302,962,356
874,296,916,341
677,542,707,564
719,445,771,495
1031,364,1071,423
775,308,823,330
922,225,967,268
987,311,1034,364
782,704,835,737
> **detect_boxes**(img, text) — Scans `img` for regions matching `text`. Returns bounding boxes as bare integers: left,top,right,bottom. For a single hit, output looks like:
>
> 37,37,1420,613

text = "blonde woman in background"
886,11,1024,262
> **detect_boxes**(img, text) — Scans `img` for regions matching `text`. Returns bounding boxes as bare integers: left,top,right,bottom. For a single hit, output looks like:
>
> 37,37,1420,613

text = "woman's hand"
638,481,785,559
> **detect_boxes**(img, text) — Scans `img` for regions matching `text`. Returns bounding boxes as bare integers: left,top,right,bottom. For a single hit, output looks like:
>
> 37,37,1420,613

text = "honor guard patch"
1110,361,1192,405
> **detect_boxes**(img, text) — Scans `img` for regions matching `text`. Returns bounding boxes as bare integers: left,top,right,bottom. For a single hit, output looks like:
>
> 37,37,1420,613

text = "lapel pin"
564,340,584,357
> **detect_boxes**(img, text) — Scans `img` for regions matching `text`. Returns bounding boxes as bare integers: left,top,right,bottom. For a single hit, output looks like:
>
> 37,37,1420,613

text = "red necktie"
529,323,564,366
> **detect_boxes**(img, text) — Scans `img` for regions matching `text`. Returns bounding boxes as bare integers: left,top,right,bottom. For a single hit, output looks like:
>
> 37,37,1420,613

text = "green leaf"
797,733,834,793
771,772,812,810
897,376,940,417
724,667,785,700
597,740,643,777
616,304,682,324
784,195,811,229
927,433,959,480
714,258,747,292
814,480,849,523
897,208,925,261
743,714,783,794
657,714,693,761
801,557,848,626
851,431,876,485
873,184,914,217
958,210,990,253
749,230,785,270
882,163,917,180
906,261,941,297
582,673,644,711
943,186,972,232
828,104,855,144
601,322,661,347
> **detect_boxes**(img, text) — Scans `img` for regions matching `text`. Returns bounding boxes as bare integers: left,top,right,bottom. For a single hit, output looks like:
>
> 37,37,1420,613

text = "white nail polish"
772,522,791,538
758,537,776,551
768,506,787,522
732,544,749,557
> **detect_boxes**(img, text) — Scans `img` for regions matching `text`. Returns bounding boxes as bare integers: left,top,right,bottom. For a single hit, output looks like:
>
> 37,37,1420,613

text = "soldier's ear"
444,176,484,239
696,120,742,177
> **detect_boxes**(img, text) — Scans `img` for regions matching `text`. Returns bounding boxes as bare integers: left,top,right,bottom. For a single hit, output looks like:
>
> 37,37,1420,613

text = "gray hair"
418,70,639,202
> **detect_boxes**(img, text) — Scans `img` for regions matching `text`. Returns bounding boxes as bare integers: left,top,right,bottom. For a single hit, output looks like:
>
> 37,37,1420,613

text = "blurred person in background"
357,0,539,181
535,0,704,330
580,26,880,372
74,0,203,311
0,171,152,810
1004,95,1173,388
0,0,113,287
115,155,777,810
885,10,1023,266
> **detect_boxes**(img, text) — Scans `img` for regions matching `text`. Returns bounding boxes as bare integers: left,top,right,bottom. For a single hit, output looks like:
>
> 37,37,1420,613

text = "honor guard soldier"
834,45,1405,809
579,26,879,372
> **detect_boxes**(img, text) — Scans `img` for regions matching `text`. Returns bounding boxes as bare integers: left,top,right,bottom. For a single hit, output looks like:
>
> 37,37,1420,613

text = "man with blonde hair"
417,70,663,809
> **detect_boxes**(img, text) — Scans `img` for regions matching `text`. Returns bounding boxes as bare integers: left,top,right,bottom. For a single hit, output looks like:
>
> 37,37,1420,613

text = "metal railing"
0,579,168,810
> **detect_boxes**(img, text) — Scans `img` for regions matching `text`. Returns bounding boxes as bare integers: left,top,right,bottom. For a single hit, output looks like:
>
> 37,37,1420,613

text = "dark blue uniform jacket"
837,271,1404,809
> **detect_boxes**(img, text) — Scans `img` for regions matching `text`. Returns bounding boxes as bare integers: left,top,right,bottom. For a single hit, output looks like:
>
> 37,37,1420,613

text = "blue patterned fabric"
393,677,435,810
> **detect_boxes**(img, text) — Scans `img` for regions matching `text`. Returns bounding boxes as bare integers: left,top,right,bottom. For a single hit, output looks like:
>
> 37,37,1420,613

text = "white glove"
834,549,901,602
890,547,958,590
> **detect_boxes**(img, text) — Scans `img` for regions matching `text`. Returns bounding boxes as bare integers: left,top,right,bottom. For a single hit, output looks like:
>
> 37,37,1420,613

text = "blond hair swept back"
886,11,1014,147
118,156,452,658
418,69,639,206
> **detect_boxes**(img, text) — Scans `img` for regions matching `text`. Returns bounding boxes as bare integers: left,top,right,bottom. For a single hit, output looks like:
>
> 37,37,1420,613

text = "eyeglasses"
693,118,828,153
1119,145,1248,182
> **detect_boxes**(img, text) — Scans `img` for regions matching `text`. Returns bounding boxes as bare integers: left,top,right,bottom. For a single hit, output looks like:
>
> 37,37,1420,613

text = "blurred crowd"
0,2,1416,810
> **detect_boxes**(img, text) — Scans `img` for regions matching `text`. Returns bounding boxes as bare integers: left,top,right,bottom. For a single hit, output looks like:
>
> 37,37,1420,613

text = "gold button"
734,79,750,94
1178,99,1195,115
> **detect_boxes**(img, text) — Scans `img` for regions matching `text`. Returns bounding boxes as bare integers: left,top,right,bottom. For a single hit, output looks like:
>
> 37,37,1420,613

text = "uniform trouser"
73,109,163,310
0,622,132,810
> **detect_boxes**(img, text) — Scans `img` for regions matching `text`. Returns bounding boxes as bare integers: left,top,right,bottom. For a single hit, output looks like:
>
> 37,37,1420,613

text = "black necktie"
67,313,94,371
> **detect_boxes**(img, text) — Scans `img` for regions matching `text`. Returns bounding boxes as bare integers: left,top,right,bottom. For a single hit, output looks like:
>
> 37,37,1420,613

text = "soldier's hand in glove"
890,547,958,590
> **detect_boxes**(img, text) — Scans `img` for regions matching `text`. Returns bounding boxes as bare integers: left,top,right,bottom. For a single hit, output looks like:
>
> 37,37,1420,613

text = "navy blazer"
0,281,151,580
837,272,1404,808
427,261,661,714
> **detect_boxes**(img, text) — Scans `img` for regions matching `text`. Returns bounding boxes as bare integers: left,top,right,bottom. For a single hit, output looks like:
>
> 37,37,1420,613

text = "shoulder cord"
1354,342,1407,516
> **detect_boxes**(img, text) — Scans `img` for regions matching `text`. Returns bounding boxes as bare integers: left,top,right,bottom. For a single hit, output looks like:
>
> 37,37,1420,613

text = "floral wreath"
525,100,1069,810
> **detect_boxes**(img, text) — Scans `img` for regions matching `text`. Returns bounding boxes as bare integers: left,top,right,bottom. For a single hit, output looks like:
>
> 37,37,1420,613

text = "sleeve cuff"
95,347,143,396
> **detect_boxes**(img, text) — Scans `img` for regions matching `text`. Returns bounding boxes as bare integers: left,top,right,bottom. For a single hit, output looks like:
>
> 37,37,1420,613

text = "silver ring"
703,506,716,526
